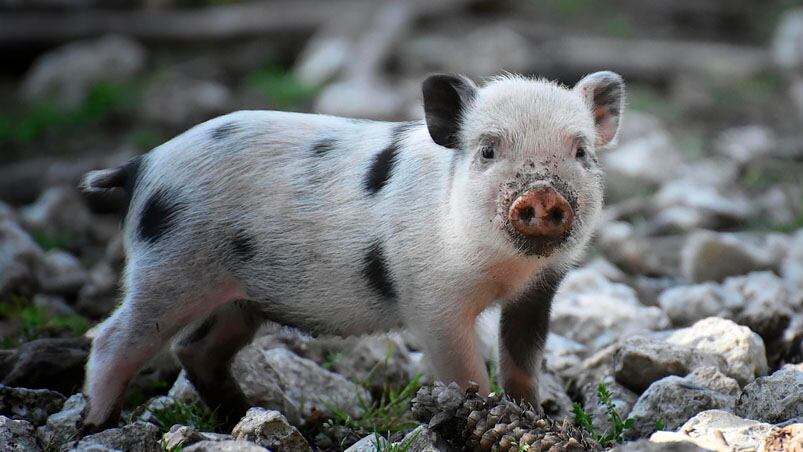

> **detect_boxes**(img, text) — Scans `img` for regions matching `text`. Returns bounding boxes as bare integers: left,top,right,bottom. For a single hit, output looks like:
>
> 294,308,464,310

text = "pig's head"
422,72,624,261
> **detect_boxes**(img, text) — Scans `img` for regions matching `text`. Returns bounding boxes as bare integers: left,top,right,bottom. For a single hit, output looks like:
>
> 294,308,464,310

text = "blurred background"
1,1,803,447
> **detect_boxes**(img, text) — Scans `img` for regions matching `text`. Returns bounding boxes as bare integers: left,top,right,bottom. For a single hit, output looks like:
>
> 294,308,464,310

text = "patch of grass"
124,378,171,411
160,437,184,452
322,351,345,370
603,14,634,39
0,81,138,145
655,418,666,431
572,383,634,445
627,85,683,121
149,399,217,434
30,229,81,252
245,66,318,109
0,294,89,347
711,72,785,110
322,373,423,448
487,360,502,395
374,427,420,452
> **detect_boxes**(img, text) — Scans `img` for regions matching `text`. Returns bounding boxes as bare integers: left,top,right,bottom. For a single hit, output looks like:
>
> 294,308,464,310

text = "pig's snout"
508,187,574,239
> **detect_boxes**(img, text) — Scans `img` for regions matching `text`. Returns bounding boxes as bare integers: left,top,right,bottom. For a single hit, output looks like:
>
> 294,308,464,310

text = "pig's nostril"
548,207,564,225
520,206,535,223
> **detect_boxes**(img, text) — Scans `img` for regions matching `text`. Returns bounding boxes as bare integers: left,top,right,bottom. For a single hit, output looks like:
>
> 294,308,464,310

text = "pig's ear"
422,74,477,149
574,71,625,147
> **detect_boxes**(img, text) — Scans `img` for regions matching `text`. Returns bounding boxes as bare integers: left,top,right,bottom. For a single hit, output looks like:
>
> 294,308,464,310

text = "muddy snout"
508,186,574,239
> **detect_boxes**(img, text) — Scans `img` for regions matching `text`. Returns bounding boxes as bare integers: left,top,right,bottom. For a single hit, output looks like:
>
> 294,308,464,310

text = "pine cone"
412,382,602,452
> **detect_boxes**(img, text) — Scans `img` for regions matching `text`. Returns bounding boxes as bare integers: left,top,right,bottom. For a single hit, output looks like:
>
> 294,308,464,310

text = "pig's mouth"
496,174,579,257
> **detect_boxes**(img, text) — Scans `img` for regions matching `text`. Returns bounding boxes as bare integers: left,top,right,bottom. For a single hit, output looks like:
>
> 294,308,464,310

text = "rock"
344,433,389,452
685,367,741,396
75,262,120,318
231,408,310,451
135,396,176,426
395,425,447,451
667,317,768,386
782,230,803,294
0,384,65,426
161,425,232,450
680,231,780,283
33,294,78,318
735,365,803,423
20,186,92,241
649,410,776,451
660,272,795,342
544,333,588,377
611,439,706,451
36,393,87,448
653,181,752,230
0,219,44,296
65,421,161,452
229,347,300,425
773,8,803,71
596,222,683,276
722,272,794,343
0,415,41,452
140,73,231,126
551,268,670,348
761,423,803,452
22,35,146,109
315,78,408,120
582,376,638,435
658,283,727,327
714,125,777,164
2,337,90,394
627,376,736,439
331,334,415,393
35,249,87,296
233,342,369,422
603,130,683,202
613,336,728,393
183,440,268,452
537,366,573,419
569,343,620,394
168,371,201,404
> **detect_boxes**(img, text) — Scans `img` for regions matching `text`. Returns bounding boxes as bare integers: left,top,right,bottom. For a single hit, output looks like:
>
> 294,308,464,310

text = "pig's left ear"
574,71,625,147
422,74,478,149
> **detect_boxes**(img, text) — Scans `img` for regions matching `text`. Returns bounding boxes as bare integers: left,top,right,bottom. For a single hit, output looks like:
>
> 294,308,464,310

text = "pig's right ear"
422,74,477,149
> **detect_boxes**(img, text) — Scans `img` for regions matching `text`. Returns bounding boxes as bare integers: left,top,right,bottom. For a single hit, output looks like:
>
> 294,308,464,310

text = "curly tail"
79,156,142,196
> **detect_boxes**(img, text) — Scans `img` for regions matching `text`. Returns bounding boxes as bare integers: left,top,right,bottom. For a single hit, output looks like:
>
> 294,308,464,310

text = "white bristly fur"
82,72,623,427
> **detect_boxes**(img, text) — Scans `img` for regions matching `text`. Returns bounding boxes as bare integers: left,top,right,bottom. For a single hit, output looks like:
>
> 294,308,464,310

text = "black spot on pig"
364,122,418,194
500,269,565,371
179,315,217,346
211,123,239,141
231,230,257,261
311,138,337,157
363,241,397,301
138,189,187,243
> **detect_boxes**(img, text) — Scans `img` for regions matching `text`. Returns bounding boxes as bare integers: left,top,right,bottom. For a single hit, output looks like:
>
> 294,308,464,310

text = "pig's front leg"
498,270,565,406
408,304,490,394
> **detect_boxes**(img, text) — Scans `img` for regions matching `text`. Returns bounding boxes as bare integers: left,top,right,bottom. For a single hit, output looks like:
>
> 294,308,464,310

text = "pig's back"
123,110,452,335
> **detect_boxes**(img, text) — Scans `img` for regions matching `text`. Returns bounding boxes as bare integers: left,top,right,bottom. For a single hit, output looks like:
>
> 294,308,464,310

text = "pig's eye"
480,146,495,160
575,146,587,160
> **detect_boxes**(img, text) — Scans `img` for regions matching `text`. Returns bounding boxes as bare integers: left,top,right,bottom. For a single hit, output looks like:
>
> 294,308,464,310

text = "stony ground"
2,2,803,451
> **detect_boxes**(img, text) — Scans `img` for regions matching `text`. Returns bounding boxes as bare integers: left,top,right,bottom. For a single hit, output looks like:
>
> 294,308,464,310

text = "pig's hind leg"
171,301,263,430
82,265,247,431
